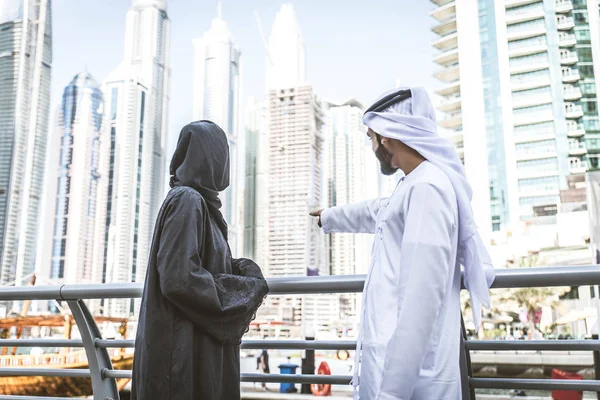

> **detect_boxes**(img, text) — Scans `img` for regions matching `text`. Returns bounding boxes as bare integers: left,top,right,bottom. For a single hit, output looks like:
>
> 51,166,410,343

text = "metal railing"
0,265,598,399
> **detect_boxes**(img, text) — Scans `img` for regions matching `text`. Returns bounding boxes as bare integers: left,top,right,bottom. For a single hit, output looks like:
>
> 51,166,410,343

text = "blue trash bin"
278,363,299,393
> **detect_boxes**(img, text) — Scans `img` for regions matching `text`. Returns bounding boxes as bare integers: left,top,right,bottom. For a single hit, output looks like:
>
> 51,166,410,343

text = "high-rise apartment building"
192,8,242,254
101,0,170,316
254,4,337,332
268,85,325,278
243,99,268,268
0,0,52,285
49,73,107,285
431,0,600,242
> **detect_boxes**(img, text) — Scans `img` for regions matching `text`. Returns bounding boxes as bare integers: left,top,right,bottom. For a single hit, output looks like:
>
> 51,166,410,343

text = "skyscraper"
49,73,107,286
431,0,600,243
0,0,53,285
268,85,325,278
192,6,242,255
260,4,334,332
266,4,306,91
243,99,268,268
101,0,170,316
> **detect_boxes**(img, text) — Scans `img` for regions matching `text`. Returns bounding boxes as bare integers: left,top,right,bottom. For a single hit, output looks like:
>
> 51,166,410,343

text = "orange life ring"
310,361,332,396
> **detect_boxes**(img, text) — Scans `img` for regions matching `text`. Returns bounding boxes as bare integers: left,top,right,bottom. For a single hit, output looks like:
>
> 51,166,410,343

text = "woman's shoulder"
166,186,205,209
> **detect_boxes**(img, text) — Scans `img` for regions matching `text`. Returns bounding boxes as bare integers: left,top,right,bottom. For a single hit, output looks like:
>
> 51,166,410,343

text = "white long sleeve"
375,183,454,400
321,198,388,234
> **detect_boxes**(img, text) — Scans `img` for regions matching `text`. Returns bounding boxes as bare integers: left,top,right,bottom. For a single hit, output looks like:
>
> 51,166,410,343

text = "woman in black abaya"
131,121,269,400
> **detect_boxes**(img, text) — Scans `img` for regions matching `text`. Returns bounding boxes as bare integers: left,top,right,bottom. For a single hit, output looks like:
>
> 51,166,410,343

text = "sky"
51,0,438,156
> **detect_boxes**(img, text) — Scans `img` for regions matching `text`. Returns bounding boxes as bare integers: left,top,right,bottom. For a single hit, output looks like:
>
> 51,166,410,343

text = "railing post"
68,300,119,400
460,317,475,400
301,336,315,394
593,334,600,400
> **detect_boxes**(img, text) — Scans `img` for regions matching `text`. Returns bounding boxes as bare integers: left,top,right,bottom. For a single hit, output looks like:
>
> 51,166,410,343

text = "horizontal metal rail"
0,397,75,400
242,373,352,385
104,369,352,385
0,368,90,377
466,339,600,351
95,339,132,348
471,378,600,391
8,338,599,352
0,266,597,301
0,265,599,398
0,339,83,347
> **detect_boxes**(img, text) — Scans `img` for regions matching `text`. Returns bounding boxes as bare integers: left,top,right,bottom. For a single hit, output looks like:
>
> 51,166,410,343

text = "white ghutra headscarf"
363,86,496,330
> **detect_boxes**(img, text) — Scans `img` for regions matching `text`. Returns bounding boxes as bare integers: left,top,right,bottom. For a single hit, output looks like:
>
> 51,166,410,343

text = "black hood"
169,120,230,239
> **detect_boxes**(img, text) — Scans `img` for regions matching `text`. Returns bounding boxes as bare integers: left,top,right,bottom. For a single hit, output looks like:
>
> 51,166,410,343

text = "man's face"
367,129,398,176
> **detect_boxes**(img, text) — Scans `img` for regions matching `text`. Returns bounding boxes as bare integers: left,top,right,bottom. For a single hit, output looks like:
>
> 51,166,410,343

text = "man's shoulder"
409,161,455,195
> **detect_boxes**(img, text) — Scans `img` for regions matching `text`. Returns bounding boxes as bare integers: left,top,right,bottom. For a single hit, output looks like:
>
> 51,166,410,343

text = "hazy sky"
52,0,438,154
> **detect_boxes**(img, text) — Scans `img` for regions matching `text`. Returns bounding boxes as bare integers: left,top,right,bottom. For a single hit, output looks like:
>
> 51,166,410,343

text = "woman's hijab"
169,120,230,239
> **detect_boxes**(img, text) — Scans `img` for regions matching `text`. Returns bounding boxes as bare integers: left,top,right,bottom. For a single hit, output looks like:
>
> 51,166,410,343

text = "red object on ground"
310,361,332,396
551,368,583,400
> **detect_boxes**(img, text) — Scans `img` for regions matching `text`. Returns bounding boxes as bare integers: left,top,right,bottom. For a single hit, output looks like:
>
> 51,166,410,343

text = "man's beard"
375,144,398,176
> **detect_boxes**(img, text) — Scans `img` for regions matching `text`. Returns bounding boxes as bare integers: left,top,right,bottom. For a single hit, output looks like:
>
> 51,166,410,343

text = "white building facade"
431,0,600,250
100,0,170,316
0,0,52,285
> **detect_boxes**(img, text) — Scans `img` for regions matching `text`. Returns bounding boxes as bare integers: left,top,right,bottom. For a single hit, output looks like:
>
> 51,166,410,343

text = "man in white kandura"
311,87,495,400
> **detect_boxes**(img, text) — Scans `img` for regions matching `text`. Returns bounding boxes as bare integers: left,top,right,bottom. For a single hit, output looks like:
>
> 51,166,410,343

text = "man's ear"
380,136,389,146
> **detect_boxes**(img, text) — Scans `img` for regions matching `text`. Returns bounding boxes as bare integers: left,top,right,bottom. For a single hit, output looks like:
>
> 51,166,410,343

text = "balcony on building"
562,67,581,83
506,0,544,8
560,50,578,65
436,79,461,97
569,140,587,156
563,85,582,101
518,167,560,180
432,17,457,37
439,111,462,130
433,32,458,52
569,159,588,174
505,4,545,25
430,1,456,22
444,130,464,145
567,121,585,138
506,20,546,41
514,132,556,145
511,76,552,92
434,47,459,67
512,92,553,109
559,32,577,47
438,92,462,113
434,63,460,83
513,111,554,127
508,38,548,58
557,16,575,31
565,103,584,119
556,0,574,13
510,60,550,76
516,150,558,162
431,0,454,6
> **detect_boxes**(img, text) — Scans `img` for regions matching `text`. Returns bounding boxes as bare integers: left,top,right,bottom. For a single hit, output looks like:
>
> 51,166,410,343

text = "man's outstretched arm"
311,198,388,234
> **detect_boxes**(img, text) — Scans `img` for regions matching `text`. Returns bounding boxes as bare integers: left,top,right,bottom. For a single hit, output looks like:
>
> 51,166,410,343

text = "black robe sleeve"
156,192,269,344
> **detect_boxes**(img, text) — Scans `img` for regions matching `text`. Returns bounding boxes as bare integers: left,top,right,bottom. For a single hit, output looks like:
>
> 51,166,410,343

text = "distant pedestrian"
256,347,270,390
